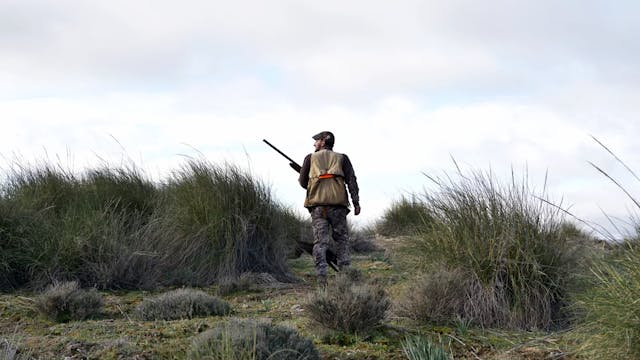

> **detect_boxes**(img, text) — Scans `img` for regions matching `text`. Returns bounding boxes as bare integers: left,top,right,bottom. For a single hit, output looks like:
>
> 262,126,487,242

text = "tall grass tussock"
399,167,583,330
571,137,640,359
0,158,305,292
573,240,640,359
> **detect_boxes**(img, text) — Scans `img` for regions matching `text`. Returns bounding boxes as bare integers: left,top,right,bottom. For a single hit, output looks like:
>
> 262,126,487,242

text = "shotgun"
262,139,302,173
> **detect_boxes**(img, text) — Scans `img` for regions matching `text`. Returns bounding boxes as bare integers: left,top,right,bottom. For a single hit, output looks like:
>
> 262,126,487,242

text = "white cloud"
2,1,640,236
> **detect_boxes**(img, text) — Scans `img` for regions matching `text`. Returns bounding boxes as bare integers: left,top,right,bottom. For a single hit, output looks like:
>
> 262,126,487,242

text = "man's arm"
298,154,312,189
342,155,360,215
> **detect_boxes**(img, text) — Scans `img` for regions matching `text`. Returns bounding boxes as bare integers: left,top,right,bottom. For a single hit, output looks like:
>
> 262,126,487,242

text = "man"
298,131,360,286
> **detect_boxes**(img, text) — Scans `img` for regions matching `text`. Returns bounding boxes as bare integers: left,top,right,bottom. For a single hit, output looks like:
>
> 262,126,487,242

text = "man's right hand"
354,206,361,216
289,162,301,173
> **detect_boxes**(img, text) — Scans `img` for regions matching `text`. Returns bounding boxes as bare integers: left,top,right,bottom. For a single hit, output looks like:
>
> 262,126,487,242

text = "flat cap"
312,131,335,147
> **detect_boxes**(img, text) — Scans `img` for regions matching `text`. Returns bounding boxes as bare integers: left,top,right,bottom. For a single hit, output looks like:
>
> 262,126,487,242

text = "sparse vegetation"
188,318,320,360
133,288,231,321
35,281,103,322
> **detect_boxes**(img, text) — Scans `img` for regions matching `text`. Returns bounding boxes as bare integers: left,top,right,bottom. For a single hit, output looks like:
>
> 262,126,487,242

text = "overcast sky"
2,0,639,237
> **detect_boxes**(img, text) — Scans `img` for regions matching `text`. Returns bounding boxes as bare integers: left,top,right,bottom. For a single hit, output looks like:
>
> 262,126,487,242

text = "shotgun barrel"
263,139,302,173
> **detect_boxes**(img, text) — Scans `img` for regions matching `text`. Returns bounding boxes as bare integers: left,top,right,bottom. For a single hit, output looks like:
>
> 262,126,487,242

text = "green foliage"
0,162,160,290
376,196,432,236
0,158,306,291
158,160,298,285
404,168,583,330
572,241,640,359
188,318,320,360
35,281,103,322
401,336,452,360
133,288,230,321
306,273,390,334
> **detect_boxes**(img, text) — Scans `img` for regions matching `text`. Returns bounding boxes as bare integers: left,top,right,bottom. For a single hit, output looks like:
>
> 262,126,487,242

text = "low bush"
400,268,467,324
306,273,390,334
188,318,319,360
133,288,231,321
36,281,103,322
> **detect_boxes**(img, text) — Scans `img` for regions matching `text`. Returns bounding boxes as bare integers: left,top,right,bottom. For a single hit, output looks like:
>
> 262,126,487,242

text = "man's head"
312,131,335,150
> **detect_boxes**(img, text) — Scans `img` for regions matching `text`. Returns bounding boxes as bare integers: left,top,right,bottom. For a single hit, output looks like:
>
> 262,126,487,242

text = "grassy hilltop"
1,157,639,359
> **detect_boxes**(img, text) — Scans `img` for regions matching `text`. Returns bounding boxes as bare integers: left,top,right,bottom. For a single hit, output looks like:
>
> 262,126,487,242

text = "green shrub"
402,336,452,360
188,318,320,360
572,240,640,359
404,168,583,330
36,281,103,322
0,157,306,291
0,162,160,290
133,288,231,321
158,160,299,285
306,273,390,334
375,196,432,236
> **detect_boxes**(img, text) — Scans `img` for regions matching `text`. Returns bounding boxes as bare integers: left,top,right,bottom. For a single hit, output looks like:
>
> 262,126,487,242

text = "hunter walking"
298,131,360,286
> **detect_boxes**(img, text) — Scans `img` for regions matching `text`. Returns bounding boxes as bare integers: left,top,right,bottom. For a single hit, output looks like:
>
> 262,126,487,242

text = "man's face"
313,138,325,151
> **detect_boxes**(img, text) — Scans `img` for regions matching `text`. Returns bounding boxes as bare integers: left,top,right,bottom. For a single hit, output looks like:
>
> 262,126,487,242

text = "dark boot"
317,275,328,288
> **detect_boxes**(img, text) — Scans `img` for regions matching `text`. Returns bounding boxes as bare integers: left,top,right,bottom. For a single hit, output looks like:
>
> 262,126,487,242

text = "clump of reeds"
0,161,161,290
188,318,320,360
157,159,297,285
402,167,582,330
0,157,305,292
36,281,103,322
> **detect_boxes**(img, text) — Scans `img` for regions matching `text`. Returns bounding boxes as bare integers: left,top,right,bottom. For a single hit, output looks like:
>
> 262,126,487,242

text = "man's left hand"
354,206,361,216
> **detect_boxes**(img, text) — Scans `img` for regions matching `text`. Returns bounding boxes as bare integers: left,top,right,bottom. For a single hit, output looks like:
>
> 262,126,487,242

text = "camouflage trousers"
310,206,350,278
